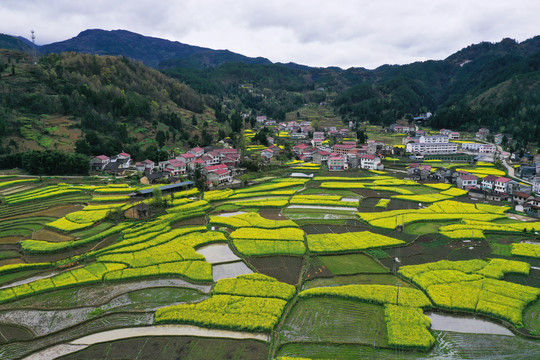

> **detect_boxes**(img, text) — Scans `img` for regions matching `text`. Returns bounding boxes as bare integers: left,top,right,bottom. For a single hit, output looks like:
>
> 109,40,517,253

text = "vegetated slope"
431,50,540,144
0,34,33,52
0,49,218,159
331,36,540,146
41,29,272,69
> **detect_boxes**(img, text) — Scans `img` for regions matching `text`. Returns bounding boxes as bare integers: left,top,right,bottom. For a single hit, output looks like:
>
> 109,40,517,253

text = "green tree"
152,187,165,208
231,112,243,132
156,130,166,147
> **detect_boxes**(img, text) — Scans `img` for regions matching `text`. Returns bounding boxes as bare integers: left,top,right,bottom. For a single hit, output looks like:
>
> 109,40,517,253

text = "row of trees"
0,150,89,175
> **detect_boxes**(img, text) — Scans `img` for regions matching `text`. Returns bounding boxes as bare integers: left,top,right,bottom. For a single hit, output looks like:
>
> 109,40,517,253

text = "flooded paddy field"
246,256,303,285
57,336,269,360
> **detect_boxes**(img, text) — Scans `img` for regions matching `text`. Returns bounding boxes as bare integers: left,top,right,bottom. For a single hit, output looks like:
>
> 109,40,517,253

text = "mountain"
41,29,271,68
0,34,33,52
1,30,539,155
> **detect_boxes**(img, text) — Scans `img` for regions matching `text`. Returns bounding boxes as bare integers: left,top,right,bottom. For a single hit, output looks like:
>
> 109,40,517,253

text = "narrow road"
495,144,533,185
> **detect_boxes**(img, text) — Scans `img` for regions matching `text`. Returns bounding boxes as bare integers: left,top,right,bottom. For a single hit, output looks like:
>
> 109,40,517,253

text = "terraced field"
0,173,539,359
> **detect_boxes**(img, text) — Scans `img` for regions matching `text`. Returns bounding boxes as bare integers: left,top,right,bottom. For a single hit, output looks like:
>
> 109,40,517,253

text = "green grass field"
302,273,411,290
279,297,388,347
317,254,389,275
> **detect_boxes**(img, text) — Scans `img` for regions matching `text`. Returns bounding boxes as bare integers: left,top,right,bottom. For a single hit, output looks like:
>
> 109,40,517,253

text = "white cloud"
0,0,539,68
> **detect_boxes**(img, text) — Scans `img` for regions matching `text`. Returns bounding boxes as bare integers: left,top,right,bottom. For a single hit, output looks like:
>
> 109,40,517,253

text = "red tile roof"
168,159,185,167
482,175,499,182
214,169,230,175
361,154,377,160
96,155,109,160
495,177,511,183
205,164,228,171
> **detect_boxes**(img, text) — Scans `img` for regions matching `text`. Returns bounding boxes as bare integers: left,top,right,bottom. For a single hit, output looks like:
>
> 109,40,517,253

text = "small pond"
426,312,514,336
196,244,240,264
212,261,253,282
216,211,247,217
287,205,357,212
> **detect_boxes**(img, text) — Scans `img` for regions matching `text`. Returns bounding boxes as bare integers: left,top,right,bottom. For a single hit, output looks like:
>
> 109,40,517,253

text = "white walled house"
456,174,478,189
481,175,498,191
360,154,381,170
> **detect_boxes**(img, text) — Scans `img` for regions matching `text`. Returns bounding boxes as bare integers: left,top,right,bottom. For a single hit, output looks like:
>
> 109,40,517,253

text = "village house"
293,143,310,155
493,177,514,194
359,154,382,170
533,177,540,195
177,152,196,164
328,155,347,171
407,163,432,181
476,128,490,140
189,146,204,158
261,148,275,160
332,144,356,155
117,152,131,161
166,159,187,175
90,155,110,171
312,150,330,165
390,124,412,133
513,192,534,205
312,137,324,147
481,175,499,191
207,168,232,184
189,158,205,170
456,174,478,189
205,164,228,174
143,159,155,173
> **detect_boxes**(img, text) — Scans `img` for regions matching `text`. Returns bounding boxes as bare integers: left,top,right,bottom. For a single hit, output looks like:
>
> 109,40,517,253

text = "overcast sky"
1,0,539,69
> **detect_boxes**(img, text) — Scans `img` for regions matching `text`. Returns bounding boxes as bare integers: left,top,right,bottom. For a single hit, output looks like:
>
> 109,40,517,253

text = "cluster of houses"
90,146,241,185
389,125,498,158
291,139,388,171
423,166,540,218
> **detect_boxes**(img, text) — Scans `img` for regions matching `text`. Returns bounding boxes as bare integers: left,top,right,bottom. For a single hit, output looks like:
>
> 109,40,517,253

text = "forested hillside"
0,49,233,161
1,31,540,160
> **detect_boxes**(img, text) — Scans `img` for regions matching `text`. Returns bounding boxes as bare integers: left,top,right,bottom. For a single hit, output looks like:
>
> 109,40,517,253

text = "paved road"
495,144,533,185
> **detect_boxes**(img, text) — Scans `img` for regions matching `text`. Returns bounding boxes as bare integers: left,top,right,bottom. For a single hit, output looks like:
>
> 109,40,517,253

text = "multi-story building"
494,177,512,194
419,135,449,144
406,142,457,155
359,154,381,170
481,175,498,190
456,174,478,189
328,155,347,171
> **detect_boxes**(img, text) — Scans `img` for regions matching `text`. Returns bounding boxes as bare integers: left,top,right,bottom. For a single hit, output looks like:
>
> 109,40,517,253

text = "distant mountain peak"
41,28,271,69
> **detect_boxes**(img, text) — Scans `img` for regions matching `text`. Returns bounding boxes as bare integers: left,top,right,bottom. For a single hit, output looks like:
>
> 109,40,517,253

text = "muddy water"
0,271,59,289
216,211,247,217
23,344,88,360
287,205,358,211
22,325,269,359
70,325,269,345
196,243,240,264
427,312,514,336
212,261,253,281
